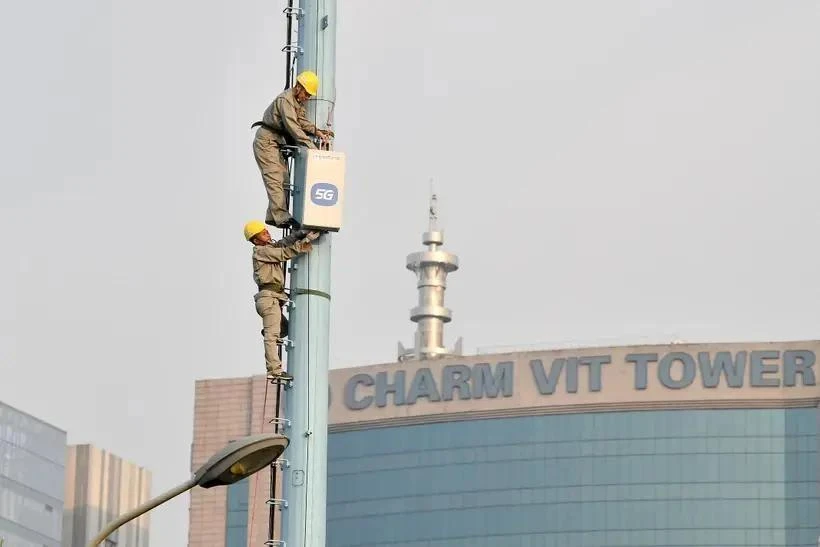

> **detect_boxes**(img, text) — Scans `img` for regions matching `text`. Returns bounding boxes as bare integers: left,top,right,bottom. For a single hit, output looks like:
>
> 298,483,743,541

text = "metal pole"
284,0,296,89
88,478,197,547
282,0,336,544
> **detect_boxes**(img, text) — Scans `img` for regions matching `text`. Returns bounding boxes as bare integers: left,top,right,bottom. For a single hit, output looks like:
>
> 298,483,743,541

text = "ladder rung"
269,417,291,428
270,458,289,469
267,375,292,385
267,498,288,509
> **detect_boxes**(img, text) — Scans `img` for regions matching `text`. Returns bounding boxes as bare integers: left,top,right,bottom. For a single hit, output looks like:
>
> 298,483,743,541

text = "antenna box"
291,147,346,232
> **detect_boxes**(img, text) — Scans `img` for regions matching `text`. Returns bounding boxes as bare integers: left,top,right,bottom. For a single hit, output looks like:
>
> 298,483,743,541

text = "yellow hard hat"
296,71,319,96
243,220,266,241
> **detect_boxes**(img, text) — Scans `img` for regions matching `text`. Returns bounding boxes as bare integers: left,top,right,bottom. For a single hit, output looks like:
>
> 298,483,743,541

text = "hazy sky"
2,0,819,544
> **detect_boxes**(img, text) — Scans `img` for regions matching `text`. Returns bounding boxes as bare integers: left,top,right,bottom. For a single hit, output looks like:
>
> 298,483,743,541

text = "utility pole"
281,1,339,546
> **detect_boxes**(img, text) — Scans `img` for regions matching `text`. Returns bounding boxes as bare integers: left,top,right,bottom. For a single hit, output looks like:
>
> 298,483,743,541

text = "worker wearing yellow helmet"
250,71,334,229
244,220,321,380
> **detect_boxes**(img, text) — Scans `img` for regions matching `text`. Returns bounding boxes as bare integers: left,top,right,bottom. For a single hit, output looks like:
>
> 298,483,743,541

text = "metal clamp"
283,5,303,17
291,288,331,301
267,498,289,510
281,44,303,54
265,541,286,547
269,417,291,429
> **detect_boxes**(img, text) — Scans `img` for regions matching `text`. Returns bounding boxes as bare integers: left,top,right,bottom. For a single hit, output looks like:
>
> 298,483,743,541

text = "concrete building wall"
188,375,283,547
62,444,151,547
0,400,66,547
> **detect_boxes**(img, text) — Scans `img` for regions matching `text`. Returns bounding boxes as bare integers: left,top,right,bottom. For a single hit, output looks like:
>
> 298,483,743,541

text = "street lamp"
88,433,289,547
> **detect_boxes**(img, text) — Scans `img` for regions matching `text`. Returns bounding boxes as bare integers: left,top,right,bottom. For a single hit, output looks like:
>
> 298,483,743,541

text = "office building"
62,444,152,547
0,400,66,547
188,339,820,547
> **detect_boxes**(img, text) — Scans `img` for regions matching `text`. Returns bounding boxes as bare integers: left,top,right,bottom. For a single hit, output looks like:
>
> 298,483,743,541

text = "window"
225,477,249,546
327,408,820,546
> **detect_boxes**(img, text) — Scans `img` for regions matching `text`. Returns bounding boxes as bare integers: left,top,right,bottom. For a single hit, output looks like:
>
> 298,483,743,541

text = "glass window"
224,478,248,547
0,527,58,547
0,481,61,540
327,408,820,546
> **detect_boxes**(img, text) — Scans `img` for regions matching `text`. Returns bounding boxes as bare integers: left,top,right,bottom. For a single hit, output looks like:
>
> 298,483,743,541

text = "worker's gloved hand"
304,230,322,242
316,130,334,149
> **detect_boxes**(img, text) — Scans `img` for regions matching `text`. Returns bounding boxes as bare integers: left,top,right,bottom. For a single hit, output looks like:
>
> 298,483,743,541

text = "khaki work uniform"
253,88,319,226
252,234,313,375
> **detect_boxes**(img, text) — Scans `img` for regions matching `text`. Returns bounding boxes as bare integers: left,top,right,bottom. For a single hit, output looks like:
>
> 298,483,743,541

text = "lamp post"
88,433,289,547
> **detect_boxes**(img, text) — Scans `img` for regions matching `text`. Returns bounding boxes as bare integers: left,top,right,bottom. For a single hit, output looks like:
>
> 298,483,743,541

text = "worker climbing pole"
244,1,345,545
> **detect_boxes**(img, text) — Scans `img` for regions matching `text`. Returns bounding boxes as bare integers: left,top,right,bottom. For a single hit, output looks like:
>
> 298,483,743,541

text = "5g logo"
310,182,339,206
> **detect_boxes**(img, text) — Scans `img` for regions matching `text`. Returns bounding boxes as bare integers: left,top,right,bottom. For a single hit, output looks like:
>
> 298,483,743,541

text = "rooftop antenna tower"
398,182,463,361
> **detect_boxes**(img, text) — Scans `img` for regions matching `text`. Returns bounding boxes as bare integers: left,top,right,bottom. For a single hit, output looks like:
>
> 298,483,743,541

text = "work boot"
269,213,296,229
281,217,301,230
267,369,293,382
272,216,290,228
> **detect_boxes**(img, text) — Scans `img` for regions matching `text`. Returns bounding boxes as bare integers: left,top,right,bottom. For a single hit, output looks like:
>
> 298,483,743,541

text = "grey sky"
1,0,818,544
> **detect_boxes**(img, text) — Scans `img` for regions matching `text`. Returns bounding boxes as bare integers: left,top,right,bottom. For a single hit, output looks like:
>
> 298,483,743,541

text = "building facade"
188,377,282,547
62,444,152,547
189,339,820,547
0,401,66,547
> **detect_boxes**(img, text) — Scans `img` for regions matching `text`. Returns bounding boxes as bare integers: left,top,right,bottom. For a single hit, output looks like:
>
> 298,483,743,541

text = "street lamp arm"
87,477,197,547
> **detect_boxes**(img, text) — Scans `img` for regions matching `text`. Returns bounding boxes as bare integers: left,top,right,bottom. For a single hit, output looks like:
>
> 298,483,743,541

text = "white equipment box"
291,147,346,232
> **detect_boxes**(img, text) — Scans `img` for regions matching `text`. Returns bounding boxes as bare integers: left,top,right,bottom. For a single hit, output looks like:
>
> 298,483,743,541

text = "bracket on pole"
271,458,290,470
267,376,292,387
269,417,292,429
266,498,289,510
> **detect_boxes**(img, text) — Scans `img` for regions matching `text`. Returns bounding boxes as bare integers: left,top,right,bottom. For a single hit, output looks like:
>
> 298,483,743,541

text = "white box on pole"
292,147,346,232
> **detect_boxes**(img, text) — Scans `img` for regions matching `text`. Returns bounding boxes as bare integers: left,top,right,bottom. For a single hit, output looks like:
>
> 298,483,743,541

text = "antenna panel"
291,147,346,231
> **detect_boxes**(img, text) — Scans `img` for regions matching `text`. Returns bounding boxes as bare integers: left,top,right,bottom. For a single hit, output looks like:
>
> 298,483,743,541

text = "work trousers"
254,292,287,375
252,129,292,226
